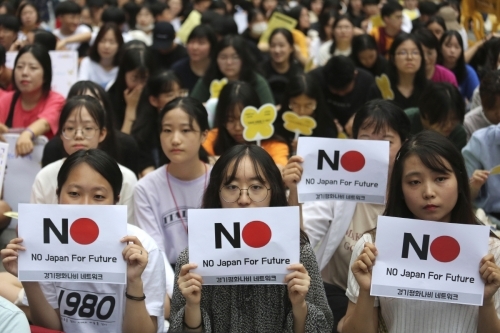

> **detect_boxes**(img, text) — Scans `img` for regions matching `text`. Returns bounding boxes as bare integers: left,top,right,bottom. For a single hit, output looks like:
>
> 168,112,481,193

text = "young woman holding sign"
1,149,166,333
169,144,333,332
342,131,500,333
30,95,137,225
134,97,211,271
283,99,411,331
202,81,289,168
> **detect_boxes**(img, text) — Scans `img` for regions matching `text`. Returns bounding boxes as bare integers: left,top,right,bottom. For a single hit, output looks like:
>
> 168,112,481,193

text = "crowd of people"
0,0,499,331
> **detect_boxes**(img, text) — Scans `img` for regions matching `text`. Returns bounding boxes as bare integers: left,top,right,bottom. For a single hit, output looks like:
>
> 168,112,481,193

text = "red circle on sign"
70,218,99,245
340,151,365,172
242,221,272,248
430,236,460,262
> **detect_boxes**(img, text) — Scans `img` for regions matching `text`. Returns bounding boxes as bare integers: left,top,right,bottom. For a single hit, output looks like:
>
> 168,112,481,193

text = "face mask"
136,23,154,32
251,22,268,35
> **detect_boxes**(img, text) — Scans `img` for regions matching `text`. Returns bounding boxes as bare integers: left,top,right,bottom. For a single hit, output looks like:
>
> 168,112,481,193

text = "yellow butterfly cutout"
490,165,500,175
209,78,228,99
375,74,394,100
282,111,317,136
241,103,277,142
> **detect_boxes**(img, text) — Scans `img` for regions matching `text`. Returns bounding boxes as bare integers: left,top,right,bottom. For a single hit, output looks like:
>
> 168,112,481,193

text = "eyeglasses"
62,127,98,140
217,54,241,63
395,50,421,58
220,184,270,203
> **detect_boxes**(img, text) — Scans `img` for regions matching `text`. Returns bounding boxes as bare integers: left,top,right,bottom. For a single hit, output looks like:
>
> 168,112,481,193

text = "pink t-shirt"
0,91,65,139
431,65,458,87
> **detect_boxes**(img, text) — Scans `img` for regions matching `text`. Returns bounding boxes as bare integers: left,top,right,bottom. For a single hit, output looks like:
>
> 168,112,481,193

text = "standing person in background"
53,1,91,58
438,30,479,102
78,23,124,88
171,25,217,93
151,21,188,71
370,1,403,57
191,35,274,105
0,14,19,51
0,44,64,156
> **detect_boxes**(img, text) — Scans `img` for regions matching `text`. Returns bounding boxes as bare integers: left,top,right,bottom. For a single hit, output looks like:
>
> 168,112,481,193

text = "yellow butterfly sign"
241,103,277,145
490,165,500,175
209,78,228,99
282,111,317,139
375,74,394,100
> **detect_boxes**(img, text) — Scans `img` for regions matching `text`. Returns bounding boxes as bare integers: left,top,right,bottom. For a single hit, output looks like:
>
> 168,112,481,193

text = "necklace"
166,162,208,234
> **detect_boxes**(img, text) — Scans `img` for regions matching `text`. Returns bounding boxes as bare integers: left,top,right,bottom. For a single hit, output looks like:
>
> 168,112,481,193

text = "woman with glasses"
202,81,289,169
190,35,274,105
30,95,137,225
0,44,65,157
368,33,428,110
169,144,333,332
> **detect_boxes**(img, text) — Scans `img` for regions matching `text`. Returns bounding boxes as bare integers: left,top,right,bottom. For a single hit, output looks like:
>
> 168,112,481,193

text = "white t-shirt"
346,233,500,333
78,57,119,89
53,25,92,51
38,224,166,333
30,158,137,225
134,164,210,264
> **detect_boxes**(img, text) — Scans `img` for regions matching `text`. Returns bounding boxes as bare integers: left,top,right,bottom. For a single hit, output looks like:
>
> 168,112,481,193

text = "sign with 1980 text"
18,204,127,284
371,216,489,305
188,206,300,285
297,137,389,204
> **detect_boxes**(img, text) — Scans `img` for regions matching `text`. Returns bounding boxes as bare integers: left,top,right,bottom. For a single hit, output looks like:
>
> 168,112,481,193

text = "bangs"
410,148,453,174
222,150,267,186
360,115,389,136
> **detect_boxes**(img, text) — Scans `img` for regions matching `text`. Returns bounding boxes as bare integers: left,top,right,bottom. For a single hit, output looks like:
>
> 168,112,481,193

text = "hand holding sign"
178,263,203,306
285,263,310,306
0,237,25,277
352,242,378,292
121,236,148,282
282,111,317,140
241,103,277,146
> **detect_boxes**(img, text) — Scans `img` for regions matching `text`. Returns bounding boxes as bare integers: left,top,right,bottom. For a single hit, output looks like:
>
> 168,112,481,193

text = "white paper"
188,207,300,285
0,141,9,192
297,137,389,204
7,50,77,97
18,204,127,284
371,216,489,305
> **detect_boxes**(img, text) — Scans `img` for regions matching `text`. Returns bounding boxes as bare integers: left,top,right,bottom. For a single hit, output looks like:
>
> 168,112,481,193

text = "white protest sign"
0,141,8,192
296,137,389,204
18,204,127,284
3,133,47,228
7,50,78,97
371,216,489,306
188,206,300,285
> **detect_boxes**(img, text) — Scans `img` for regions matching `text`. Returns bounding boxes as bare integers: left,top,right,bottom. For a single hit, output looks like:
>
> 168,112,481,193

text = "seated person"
405,82,466,151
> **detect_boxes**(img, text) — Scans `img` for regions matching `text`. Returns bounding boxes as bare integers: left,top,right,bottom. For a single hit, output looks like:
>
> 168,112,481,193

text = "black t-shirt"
367,80,426,110
154,44,188,71
42,131,141,176
260,60,303,106
171,58,200,92
309,67,375,126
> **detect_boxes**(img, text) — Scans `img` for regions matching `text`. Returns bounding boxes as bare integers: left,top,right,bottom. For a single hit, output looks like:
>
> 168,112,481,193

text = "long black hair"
57,149,123,204
13,44,52,96
384,130,476,224
350,34,387,76
438,30,467,83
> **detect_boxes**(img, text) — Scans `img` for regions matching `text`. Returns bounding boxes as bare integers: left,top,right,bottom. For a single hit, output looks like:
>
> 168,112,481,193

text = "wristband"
183,320,202,329
24,128,35,140
125,291,146,301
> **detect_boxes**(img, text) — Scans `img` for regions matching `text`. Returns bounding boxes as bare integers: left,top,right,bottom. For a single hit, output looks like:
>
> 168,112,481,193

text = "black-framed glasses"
62,127,98,140
220,184,271,203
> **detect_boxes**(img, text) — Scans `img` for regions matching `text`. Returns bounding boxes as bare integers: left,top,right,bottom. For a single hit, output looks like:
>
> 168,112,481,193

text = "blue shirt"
459,64,480,101
462,124,500,214
0,296,30,333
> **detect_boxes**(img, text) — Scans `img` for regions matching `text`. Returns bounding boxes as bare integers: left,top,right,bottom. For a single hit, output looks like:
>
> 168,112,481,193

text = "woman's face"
394,40,422,75
217,46,242,81
262,0,277,13
81,7,92,26
401,154,458,223
125,69,147,90
333,18,354,43
21,5,37,28
350,0,362,12
421,45,437,73
14,52,44,94
441,35,462,68
299,7,310,30
219,155,272,209
150,81,182,111
187,37,211,62
357,48,377,69
356,121,402,176
269,32,293,64
225,105,245,144
168,0,182,17
311,0,323,16
427,22,444,41
160,107,207,164
97,29,119,61
136,7,154,28
61,106,107,156
289,94,316,116
323,17,335,40
421,113,459,138
58,162,115,205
